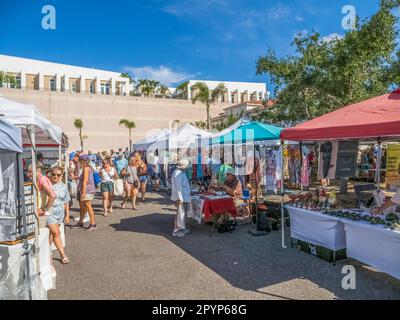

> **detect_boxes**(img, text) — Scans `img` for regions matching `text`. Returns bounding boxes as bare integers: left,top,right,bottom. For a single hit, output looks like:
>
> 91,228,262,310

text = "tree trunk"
79,128,84,152
129,129,132,154
206,104,211,129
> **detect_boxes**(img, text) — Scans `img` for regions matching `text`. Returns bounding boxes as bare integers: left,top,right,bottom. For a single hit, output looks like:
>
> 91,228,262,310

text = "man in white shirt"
171,158,191,237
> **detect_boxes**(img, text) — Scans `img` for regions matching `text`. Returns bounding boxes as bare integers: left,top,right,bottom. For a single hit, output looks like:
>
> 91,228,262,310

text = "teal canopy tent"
210,121,283,145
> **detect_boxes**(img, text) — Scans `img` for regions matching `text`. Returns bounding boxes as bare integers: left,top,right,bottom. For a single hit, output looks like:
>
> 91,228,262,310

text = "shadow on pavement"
109,210,400,300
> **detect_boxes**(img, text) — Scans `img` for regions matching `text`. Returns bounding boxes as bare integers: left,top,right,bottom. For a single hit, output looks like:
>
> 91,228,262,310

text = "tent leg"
281,141,287,249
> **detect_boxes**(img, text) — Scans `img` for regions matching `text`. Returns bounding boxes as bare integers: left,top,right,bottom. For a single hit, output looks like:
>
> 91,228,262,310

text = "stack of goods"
321,210,400,230
288,188,336,211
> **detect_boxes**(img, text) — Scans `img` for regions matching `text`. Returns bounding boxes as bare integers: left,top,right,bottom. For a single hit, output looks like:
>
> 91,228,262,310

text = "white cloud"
295,15,304,22
123,65,194,86
267,5,291,20
163,0,231,17
321,33,343,43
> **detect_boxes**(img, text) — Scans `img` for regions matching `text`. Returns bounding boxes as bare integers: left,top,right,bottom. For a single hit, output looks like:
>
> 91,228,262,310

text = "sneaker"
86,224,97,231
180,228,191,234
71,222,84,229
172,230,185,237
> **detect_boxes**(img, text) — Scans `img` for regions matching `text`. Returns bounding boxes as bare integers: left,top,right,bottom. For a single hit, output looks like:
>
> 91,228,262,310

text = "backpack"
93,171,101,188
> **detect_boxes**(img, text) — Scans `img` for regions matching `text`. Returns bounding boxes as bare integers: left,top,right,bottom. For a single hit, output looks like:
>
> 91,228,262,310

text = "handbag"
113,179,124,196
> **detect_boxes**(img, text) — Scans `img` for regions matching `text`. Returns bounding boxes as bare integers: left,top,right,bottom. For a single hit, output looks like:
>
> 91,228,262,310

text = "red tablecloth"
202,197,237,222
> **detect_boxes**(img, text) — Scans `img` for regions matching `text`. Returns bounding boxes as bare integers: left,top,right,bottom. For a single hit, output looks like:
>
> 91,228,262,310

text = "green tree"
74,118,88,151
119,119,136,153
157,84,170,98
212,114,240,131
256,0,400,125
191,82,226,129
175,81,189,98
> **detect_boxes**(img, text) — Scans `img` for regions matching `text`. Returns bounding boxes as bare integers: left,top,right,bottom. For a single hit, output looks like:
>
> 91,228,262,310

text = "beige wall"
26,74,37,90
0,88,228,152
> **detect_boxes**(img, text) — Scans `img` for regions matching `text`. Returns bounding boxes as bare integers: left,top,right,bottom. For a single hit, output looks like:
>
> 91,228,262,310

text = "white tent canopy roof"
133,128,172,151
0,118,22,153
0,96,62,145
148,123,211,151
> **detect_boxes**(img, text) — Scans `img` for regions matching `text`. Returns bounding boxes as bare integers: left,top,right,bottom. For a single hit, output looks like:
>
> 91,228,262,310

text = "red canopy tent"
281,90,400,141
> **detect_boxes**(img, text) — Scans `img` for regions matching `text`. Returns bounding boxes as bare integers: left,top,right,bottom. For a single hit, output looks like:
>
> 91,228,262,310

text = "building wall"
0,88,227,152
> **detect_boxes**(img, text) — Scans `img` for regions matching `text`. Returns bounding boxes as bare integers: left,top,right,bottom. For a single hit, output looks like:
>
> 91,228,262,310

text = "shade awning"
210,121,283,145
0,118,22,153
148,123,211,151
0,96,63,145
281,90,400,141
133,128,171,151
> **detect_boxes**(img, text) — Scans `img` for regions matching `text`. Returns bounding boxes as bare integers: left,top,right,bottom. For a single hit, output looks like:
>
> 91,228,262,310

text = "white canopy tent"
133,128,171,151
147,123,211,152
0,118,23,153
0,96,62,146
0,96,64,259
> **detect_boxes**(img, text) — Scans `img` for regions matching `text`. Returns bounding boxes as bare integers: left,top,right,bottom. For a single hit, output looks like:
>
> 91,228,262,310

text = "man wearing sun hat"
171,158,192,237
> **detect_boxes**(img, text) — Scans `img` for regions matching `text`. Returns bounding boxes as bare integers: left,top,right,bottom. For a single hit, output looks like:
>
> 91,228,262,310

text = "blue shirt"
49,182,70,219
114,158,128,176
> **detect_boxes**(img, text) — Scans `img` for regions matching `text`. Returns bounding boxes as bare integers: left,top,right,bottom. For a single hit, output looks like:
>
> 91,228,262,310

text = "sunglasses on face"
52,173,62,177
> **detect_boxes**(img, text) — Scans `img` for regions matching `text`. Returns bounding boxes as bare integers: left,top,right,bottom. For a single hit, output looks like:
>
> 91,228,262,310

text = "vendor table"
189,194,237,223
343,220,400,280
0,228,55,297
286,206,347,251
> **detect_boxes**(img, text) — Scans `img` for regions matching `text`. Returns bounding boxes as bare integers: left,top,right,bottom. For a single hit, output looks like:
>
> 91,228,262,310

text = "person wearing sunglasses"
48,166,70,264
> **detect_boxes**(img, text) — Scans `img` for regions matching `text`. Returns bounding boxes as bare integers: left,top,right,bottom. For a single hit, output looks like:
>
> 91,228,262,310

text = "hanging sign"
386,145,400,187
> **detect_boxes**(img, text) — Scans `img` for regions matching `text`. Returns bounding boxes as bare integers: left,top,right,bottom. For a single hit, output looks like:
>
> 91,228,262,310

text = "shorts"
139,176,147,182
81,193,95,201
47,214,64,225
100,181,114,193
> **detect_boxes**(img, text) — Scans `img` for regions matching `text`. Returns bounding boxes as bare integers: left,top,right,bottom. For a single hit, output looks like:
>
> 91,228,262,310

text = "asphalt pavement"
48,192,400,300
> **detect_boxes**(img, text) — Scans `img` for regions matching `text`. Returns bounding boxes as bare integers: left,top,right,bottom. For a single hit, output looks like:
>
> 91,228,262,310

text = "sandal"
103,213,109,217
61,257,70,264
120,202,126,209
71,222,84,228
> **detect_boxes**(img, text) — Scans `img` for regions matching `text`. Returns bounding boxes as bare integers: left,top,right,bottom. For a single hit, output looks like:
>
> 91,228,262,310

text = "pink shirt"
38,175,52,192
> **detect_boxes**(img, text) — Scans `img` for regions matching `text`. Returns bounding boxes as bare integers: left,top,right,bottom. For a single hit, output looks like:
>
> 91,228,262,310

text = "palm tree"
191,82,226,129
158,84,170,98
176,81,189,97
119,119,136,153
74,118,88,151
0,71,4,87
136,79,149,96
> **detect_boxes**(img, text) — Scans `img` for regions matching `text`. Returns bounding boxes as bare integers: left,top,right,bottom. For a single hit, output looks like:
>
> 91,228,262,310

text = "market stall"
133,128,171,151
280,89,400,278
0,97,65,283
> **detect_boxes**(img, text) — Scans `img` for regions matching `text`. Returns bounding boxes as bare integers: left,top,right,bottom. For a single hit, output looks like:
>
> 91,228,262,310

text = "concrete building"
0,87,226,151
0,54,130,96
186,80,268,103
210,100,275,127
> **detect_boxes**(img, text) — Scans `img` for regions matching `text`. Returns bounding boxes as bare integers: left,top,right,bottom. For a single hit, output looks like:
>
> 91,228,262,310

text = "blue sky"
0,0,382,88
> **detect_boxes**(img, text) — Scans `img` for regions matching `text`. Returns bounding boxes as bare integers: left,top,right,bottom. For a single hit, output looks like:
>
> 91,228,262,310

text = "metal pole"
18,152,32,300
375,138,382,189
29,125,40,256
281,140,287,248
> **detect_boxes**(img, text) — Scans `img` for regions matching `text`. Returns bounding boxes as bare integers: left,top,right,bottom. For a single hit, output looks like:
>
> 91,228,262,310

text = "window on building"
72,82,77,92
231,94,235,104
61,79,65,92
259,92,263,100
50,79,56,91
90,82,95,94
101,83,110,95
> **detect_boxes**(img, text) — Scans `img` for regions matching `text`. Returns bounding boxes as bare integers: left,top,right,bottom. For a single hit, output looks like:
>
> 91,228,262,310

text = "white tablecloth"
0,227,55,296
343,220,400,280
287,206,347,251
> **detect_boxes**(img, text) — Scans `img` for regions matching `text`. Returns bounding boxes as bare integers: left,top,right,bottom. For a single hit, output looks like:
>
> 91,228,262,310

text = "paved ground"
48,192,400,300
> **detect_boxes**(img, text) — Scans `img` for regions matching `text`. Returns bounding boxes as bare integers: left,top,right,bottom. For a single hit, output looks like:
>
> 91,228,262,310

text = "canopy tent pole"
375,138,382,189
18,151,33,300
58,145,62,166
28,125,40,256
281,140,287,248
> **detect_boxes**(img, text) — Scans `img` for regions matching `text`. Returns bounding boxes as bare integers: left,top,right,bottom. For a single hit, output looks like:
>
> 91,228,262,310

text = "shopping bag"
113,179,124,196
